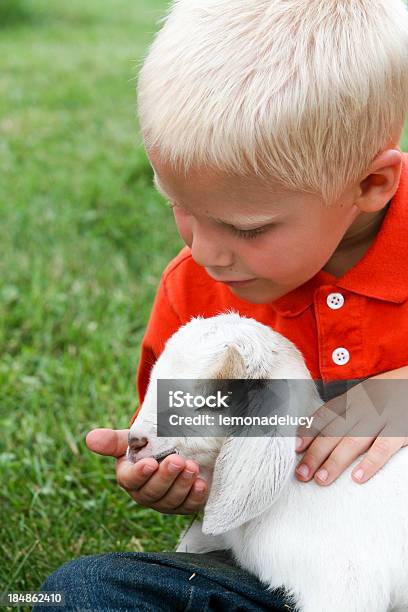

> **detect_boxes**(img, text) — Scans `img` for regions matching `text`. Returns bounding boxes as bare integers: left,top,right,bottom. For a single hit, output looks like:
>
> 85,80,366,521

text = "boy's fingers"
351,433,405,484
173,479,208,514
295,435,340,481
116,455,159,493
296,401,372,453
312,435,374,486
117,454,186,498
117,454,207,514
296,408,389,482
86,428,130,458
296,403,340,446
295,435,315,453
88,429,207,515
142,462,202,512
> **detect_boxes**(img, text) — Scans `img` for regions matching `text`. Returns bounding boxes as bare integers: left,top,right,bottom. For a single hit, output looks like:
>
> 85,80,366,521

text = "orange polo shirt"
130,153,408,426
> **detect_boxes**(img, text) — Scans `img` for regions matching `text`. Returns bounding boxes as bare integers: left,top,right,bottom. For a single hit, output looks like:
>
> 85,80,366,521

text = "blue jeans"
33,550,295,611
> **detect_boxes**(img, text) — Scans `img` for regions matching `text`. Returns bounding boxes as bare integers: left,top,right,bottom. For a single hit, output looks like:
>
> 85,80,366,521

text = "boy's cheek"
173,212,192,246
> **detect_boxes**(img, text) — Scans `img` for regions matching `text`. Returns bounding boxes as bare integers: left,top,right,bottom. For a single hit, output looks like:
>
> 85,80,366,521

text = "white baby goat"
127,312,408,612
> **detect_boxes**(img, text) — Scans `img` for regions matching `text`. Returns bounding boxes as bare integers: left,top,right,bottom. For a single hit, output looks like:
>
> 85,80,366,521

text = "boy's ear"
355,148,402,213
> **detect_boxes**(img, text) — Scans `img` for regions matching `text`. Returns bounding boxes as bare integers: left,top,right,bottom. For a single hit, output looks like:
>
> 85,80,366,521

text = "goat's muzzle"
126,435,148,464
126,433,180,464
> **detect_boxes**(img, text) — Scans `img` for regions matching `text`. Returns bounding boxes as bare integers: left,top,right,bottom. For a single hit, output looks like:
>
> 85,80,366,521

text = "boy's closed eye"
153,172,277,241
165,200,274,240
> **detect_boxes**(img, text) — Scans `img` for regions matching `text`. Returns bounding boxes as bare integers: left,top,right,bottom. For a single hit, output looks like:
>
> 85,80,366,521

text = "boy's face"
149,150,361,304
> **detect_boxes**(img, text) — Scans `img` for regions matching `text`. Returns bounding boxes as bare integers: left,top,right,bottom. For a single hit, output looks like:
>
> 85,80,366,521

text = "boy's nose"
190,226,234,268
191,241,234,269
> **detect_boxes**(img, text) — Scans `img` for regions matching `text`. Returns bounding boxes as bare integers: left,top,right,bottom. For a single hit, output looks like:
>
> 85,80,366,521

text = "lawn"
1,0,408,600
0,0,188,598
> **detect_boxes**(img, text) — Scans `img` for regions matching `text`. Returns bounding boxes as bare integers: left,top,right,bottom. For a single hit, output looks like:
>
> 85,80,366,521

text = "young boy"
36,0,408,609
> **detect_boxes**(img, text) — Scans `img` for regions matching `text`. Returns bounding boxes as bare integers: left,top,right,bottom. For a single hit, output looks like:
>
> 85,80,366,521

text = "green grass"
0,0,188,597
1,0,408,599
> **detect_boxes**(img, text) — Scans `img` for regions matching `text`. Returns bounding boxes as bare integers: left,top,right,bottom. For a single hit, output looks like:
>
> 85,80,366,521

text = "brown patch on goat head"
214,346,246,379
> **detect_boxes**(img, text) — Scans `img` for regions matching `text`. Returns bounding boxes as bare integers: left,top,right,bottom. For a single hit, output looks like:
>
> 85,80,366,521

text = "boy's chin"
227,282,282,305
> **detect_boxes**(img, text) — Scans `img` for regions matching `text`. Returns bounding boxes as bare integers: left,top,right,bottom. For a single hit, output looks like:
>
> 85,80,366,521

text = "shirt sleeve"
129,275,182,427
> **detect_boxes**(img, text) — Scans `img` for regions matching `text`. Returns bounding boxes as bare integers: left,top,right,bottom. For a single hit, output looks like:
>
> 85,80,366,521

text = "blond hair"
138,0,408,204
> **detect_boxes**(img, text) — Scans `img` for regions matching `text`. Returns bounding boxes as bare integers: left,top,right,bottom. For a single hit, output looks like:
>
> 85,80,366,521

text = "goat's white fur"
128,312,408,612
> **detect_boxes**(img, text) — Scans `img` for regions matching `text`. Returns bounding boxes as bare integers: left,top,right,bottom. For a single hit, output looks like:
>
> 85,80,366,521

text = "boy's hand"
86,428,208,514
295,377,408,486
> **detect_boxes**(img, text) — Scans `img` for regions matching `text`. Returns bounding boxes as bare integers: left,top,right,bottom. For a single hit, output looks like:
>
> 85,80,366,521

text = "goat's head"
128,312,320,535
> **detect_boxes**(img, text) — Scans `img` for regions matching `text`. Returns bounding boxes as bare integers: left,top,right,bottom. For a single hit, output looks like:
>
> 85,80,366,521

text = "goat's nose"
128,435,149,452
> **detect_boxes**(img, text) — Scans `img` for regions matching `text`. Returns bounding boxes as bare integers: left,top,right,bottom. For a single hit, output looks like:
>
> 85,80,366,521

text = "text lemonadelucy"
168,414,314,429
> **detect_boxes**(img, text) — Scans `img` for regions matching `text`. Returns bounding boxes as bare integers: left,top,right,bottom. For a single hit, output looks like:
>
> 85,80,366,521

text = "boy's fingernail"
169,462,182,473
316,468,328,482
353,468,365,481
195,482,206,493
142,464,156,475
295,437,303,450
182,470,196,479
296,464,309,478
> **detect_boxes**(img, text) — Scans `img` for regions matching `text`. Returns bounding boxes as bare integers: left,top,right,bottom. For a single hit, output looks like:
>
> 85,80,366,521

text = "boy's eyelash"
166,201,268,240
230,226,267,239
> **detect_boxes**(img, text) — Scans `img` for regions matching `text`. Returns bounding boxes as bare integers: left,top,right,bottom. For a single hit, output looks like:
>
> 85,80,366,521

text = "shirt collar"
271,153,408,317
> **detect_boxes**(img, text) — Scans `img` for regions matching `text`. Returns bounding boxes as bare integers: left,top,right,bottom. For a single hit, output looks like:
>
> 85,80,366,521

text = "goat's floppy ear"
202,343,295,535
202,435,295,536
214,345,246,379
192,345,246,402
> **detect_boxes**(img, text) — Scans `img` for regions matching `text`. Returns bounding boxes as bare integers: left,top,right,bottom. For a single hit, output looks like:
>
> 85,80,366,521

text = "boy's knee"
38,554,99,591
34,552,190,611
35,554,129,611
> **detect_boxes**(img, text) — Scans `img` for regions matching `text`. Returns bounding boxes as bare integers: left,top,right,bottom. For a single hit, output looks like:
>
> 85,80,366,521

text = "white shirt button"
332,347,350,365
327,292,345,310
